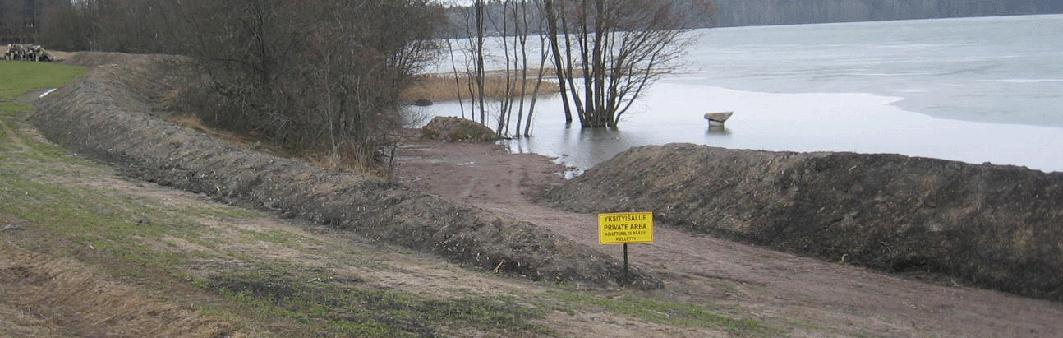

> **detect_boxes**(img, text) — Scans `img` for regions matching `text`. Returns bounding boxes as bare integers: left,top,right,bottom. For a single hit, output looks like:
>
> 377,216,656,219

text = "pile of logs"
3,44,52,62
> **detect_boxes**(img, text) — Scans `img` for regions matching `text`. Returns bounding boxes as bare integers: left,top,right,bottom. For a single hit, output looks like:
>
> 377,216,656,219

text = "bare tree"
447,0,552,138
542,0,574,124
524,29,551,136
442,38,468,119
474,0,488,125
544,0,707,128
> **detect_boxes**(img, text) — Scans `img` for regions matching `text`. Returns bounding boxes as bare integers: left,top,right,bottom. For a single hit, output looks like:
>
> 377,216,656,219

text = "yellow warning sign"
598,212,654,245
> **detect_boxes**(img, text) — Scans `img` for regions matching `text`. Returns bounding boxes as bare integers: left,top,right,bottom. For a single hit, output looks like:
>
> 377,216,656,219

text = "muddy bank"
546,143,1063,300
33,54,658,288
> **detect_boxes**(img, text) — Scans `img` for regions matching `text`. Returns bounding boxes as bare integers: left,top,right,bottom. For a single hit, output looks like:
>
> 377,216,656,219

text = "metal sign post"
623,243,630,285
598,211,654,286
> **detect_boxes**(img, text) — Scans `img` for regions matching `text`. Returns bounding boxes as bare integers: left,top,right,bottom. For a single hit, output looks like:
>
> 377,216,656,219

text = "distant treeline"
442,0,1063,37
0,0,62,44
707,0,1063,27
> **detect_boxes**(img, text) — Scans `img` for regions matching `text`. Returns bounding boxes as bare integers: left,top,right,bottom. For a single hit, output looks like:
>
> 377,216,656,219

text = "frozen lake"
422,14,1063,173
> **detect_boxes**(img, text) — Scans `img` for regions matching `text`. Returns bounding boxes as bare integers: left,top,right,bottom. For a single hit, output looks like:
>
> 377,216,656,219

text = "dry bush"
165,0,440,171
166,115,258,149
167,114,378,174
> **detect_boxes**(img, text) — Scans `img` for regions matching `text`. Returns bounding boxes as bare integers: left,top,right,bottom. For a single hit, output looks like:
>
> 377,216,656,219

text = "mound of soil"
34,53,658,288
62,52,157,68
546,143,1063,300
422,117,499,142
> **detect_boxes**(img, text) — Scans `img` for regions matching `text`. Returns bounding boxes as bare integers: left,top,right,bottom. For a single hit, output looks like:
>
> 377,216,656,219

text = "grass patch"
0,160,205,270
208,270,550,337
0,61,85,157
0,61,84,102
240,228,297,245
546,290,773,336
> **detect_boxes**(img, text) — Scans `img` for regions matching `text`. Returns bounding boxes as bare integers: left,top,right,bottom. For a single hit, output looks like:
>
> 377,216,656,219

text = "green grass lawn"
0,61,85,113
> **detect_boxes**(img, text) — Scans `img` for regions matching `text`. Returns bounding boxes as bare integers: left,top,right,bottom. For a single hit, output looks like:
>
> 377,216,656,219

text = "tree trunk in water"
475,0,487,126
543,0,573,124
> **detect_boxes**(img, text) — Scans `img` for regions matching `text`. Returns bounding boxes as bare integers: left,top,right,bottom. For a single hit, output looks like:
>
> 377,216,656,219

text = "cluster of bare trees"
447,0,551,137
32,0,441,171
170,1,440,170
544,0,709,128
451,0,712,132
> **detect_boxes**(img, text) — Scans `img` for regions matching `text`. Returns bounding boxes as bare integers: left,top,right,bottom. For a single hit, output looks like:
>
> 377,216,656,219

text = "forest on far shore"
440,0,1063,37
705,0,1063,27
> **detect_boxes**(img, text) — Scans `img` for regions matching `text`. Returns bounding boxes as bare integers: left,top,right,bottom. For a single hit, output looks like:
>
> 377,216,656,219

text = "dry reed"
401,70,561,102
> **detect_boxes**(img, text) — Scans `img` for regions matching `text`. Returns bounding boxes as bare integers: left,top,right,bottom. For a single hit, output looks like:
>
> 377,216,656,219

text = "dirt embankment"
33,53,658,288
546,143,1063,301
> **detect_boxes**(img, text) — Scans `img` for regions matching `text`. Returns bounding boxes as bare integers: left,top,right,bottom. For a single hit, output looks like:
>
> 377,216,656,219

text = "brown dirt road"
396,140,1063,337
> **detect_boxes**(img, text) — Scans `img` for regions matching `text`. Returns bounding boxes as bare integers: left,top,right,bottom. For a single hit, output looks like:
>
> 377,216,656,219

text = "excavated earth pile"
546,143,1063,300
34,54,659,288
422,116,499,142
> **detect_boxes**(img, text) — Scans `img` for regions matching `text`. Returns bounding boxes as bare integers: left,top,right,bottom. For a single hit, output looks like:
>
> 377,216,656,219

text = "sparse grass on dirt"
206,270,550,336
1,61,774,336
545,290,773,336
402,71,561,102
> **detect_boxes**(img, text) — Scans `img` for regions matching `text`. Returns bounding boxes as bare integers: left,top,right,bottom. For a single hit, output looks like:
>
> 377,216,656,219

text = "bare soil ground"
396,139,1063,337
